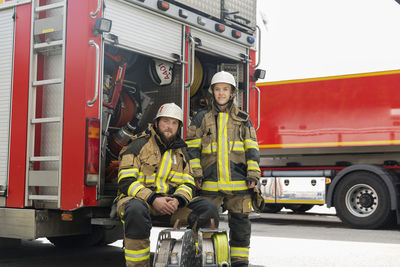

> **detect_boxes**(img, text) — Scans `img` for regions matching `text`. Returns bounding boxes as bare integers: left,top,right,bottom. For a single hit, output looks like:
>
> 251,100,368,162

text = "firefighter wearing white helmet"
154,102,183,123
117,103,219,267
186,71,261,267
208,71,237,111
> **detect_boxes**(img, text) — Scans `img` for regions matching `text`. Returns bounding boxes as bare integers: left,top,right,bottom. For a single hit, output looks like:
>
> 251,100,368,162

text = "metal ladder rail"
25,0,67,208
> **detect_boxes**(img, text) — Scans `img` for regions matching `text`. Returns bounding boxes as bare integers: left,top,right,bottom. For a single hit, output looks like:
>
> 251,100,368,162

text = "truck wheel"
285,204,314,213
262,204,283,213
334,171,394,229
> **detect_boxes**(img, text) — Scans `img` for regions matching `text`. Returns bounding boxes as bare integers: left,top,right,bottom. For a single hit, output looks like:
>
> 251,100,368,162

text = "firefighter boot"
124,238,151,267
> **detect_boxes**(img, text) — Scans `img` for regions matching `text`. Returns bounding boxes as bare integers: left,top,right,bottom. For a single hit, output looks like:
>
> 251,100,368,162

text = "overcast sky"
256,0,400,82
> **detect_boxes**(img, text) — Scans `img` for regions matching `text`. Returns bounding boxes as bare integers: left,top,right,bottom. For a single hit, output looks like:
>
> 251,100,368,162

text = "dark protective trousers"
117,196,219,267
202,194,252,266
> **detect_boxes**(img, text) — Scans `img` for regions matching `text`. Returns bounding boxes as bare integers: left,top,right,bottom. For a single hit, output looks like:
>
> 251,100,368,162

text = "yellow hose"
213,233,229,264
190,57,203,97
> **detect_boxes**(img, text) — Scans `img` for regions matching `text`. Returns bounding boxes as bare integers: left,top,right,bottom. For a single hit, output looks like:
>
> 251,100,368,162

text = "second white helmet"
208,71,237,94
154,103,183,123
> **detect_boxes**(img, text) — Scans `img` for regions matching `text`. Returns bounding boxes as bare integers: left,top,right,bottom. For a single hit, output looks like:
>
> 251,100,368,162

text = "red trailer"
0,0,262,245
253,70,400,228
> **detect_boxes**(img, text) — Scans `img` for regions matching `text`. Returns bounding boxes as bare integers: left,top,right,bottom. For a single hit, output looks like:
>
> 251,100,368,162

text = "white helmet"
154,103,183,123
208,71,237,94
149,59,174,86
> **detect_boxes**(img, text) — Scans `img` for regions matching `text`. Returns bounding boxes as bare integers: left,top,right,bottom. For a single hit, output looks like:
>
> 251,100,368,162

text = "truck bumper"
0,208,91,239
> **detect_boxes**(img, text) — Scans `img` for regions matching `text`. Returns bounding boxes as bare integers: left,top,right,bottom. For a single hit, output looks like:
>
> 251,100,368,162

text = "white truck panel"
104,0,183,62
0,7,14,195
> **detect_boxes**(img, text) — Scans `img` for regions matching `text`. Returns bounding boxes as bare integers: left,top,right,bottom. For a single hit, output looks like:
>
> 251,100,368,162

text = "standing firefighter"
186,71,261,267
117,103,219,267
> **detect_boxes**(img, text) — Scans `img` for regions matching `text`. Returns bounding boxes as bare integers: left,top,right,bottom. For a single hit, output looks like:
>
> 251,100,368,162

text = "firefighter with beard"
117,103,219,267
186,71,261,267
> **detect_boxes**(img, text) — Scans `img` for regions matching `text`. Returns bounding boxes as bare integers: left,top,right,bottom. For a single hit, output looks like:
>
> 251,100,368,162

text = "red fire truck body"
253,70,400,228
0,0,260,243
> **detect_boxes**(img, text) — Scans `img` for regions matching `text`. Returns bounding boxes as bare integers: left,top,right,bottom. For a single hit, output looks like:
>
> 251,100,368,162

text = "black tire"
334,171,394,229
262,204,283,213
285,204,314,213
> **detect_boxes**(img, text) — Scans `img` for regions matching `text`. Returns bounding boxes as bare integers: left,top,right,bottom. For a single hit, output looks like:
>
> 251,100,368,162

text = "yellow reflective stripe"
190,158,201,169
169,171,183,183
202,142,218,154
118,168,139,183
156,150,172,193
182,173,195,185
125,246,150,262
137,172,145,183
175,184,192,198
247,160,260,172
217,181,248,191
202,181,248,191
127,181,144,197
231,141,245,152
218,113,230,182
201,144,212,154
244,139,259,151
212,142,217,152
230,247,249,258
186,139,201,148
202,181,218,192
145,174,156,184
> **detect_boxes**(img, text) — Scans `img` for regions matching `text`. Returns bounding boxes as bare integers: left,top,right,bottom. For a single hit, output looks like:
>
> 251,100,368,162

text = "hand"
247,180,256,189
167,197,179,211
195,177,203,190
152,197,178,215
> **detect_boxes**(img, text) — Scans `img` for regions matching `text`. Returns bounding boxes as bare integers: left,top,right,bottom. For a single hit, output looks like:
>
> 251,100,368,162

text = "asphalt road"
1,208,399,267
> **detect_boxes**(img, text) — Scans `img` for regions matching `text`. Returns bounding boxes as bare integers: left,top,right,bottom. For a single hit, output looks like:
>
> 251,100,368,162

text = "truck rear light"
232,30,241,39
157,1,169,11
215,24,225,33
247,36,255,44
85,118,100,186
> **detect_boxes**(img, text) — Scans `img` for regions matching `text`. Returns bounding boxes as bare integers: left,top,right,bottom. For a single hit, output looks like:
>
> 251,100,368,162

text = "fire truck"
254,70,400,229
0,0,263,248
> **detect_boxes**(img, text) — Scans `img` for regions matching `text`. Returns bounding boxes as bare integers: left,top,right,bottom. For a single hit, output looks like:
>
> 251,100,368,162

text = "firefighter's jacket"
118,124,196,206
186,103,261,195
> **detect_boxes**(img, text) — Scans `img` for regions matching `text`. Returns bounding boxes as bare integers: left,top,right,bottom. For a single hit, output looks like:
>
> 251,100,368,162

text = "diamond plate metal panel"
224,0,257,29
40,53,63,171
170,0,221,19
0,8,14,190
104,0,183,62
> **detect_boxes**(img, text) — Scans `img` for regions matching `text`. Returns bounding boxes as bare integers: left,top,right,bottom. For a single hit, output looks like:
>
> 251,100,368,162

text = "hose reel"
153,228,230,267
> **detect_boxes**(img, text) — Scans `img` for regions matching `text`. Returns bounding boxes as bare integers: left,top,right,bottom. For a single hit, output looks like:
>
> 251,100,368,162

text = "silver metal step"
32,78,62,87
28,195,59,201
35,2,65,12
30,156,60,162
32,117,61,124
34,40,63,50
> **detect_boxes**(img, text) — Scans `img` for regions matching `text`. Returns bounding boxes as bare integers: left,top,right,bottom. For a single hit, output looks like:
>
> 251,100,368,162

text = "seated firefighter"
117,103,219,267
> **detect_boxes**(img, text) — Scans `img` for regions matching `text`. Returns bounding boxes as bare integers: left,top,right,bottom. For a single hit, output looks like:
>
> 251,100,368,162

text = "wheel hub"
345,184,378,217
359,192,374,208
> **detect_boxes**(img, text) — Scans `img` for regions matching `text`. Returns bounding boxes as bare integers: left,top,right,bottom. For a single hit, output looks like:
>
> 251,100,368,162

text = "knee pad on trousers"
187,197,219,230
228,212,251,247
123,198,152,239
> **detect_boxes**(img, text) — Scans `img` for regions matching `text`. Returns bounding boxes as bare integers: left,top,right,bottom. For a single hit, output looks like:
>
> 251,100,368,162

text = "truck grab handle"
185,35,195,88
90,0,101,18
253,86,261,130
254,25,261,69
88,40,100,107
